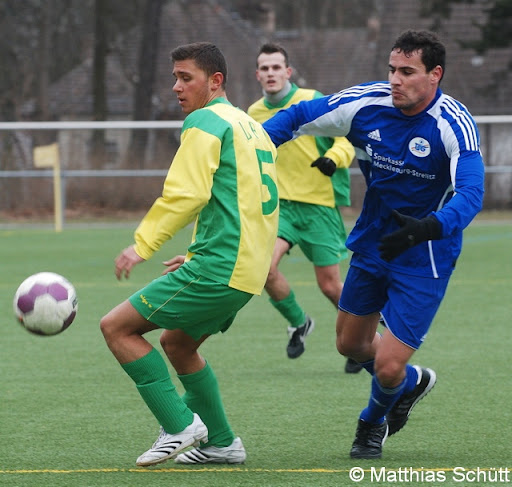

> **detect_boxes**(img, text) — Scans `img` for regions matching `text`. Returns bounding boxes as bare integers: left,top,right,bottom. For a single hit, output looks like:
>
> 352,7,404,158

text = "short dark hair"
257,42,289,67
171,42,227,88
392,30,446,79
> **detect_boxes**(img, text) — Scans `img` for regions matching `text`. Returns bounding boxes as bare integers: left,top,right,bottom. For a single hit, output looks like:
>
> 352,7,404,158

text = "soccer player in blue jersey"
262,30,485,459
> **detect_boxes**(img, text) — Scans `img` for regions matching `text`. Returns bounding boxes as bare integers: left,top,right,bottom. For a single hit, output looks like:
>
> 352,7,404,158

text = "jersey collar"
263,83,299,110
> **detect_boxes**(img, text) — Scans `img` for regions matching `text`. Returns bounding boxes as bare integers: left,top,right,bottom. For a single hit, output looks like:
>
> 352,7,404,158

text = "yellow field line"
0,466,509,475
1,467,342,474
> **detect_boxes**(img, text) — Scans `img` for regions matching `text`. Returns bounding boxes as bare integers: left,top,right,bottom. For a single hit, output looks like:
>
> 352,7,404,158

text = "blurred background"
1,0,511,221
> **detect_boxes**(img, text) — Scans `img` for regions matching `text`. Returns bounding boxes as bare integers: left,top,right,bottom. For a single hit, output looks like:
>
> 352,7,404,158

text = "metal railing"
1,118,511,230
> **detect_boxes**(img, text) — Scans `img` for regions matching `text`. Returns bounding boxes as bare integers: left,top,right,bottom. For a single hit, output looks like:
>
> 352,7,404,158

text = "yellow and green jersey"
248,84,355,207
134,97,279,295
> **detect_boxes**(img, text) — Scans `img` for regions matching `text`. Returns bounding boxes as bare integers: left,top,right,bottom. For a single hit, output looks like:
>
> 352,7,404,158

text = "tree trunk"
125,0,164,168
91,0,108,169
35,1,55,146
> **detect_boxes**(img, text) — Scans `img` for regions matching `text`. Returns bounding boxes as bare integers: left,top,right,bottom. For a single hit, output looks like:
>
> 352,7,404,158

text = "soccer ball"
13,272,78,336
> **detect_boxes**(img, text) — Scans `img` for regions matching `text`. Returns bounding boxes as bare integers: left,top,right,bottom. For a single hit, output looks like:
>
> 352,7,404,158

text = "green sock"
121,348,193,433
269,290,306,327
178,362,234,447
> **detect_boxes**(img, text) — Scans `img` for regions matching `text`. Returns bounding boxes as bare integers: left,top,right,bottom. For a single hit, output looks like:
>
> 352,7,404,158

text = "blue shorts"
338,254,450,349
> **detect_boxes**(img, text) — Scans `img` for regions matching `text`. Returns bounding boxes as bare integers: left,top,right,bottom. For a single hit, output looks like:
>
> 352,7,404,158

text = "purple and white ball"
13,272,78,336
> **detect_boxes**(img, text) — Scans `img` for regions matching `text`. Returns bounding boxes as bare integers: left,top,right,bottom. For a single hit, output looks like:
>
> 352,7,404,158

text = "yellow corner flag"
34,142,59,168
33,142,63,232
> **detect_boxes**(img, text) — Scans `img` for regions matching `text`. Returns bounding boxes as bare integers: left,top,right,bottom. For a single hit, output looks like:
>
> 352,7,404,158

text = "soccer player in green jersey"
248,43,361,373
100,42,279,466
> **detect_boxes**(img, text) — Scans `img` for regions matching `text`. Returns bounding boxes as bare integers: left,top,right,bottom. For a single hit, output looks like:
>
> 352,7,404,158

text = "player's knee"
316,271,341,302
374,361,405,388
335,336,347,356
336,335,360,357
265,265,279,287
160,332,191,363
160,332,176,356
99,310,131,344
320,281,341,303
99,313,115,342
336,329,375,361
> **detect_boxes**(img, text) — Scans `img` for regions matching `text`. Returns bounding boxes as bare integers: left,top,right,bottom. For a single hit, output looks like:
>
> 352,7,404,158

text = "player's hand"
162,255,186,275
114,245,145,280
378,210,442,261
311,157,336,177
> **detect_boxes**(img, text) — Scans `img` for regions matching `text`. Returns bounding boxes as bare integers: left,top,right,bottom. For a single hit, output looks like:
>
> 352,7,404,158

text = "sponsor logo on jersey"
365,144,373,156
367,129,381,141
409,137,431,158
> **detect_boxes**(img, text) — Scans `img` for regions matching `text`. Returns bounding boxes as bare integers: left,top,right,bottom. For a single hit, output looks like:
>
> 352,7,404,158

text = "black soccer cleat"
350,419,389,459
345,358,363,374
387,366,437,436
286,316,315,358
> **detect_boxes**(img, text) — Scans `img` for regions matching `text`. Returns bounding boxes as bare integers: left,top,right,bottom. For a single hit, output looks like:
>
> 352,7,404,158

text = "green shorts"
129,264,253,340
278,200,348,266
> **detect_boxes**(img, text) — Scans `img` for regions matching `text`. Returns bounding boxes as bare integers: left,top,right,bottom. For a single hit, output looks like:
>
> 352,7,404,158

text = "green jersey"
134,98,279,295
248,83,354,207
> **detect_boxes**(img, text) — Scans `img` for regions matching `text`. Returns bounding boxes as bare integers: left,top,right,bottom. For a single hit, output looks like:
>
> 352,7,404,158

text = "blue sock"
358,332,381,375
403,364,419,394
360,359,375,375
360,375,406,424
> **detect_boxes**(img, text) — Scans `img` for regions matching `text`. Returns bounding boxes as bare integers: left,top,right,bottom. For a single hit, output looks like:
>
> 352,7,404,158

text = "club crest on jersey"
409,137,431,158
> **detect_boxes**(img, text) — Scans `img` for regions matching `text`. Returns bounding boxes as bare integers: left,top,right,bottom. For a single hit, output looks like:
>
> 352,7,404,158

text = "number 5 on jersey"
256,148,278,215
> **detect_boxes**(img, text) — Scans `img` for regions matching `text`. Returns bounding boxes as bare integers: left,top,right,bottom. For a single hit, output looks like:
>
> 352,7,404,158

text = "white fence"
1,118,511,229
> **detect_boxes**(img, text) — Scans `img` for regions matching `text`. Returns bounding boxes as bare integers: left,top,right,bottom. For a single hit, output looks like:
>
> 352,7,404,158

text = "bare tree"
421,0,512,98
124,0,164,168
225,0,376,29
90,0,109,169
89,0,148,168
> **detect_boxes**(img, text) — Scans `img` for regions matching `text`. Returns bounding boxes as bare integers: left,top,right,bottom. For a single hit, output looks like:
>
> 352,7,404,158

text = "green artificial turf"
1,217,510,486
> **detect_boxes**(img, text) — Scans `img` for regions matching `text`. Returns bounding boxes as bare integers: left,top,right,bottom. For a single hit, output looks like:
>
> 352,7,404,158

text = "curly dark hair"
392,30,446,79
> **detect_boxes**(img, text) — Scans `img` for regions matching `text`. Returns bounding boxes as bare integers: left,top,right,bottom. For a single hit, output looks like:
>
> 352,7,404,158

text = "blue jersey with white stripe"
263,82,485,277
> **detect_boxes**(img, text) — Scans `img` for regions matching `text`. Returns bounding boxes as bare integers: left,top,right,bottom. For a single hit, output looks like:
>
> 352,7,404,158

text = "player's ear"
210,72,224,90
431,65,443,84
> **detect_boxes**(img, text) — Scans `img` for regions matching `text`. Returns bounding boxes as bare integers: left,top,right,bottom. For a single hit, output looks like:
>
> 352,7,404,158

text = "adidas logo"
368,129,381,141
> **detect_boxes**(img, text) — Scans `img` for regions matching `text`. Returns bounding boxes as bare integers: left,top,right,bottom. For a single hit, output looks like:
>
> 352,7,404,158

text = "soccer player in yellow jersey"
100,42,278,466
249,43,361,373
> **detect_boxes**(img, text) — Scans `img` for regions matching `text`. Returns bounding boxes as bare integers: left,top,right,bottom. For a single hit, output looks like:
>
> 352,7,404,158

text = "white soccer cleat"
136,413,208,467
174,436,246,464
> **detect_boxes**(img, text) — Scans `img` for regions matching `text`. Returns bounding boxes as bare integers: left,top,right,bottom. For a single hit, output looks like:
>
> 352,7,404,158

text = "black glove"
311,157,336,177
378,210,442,262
